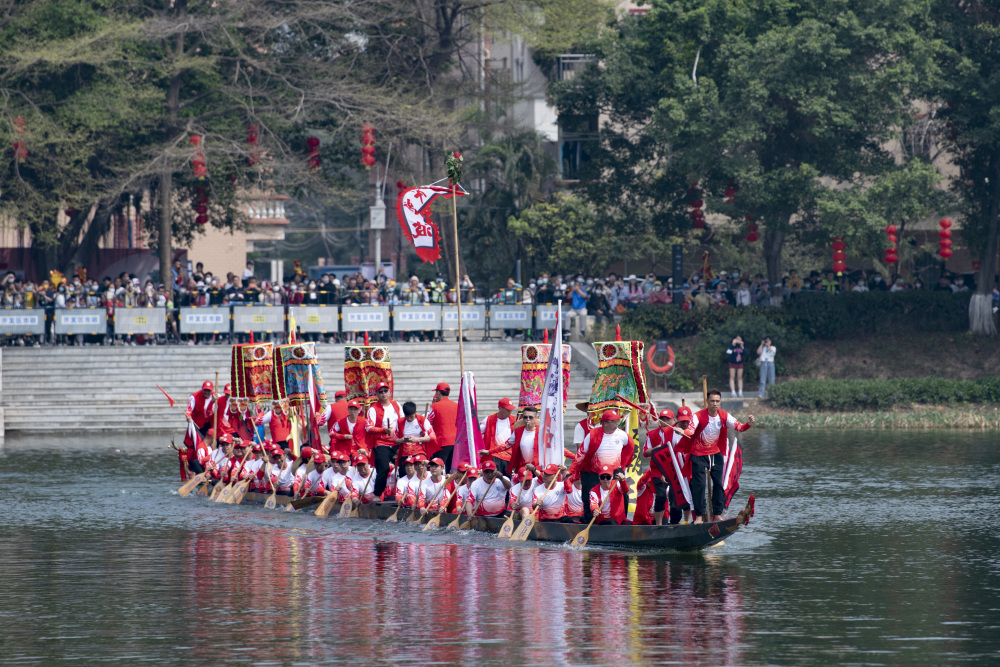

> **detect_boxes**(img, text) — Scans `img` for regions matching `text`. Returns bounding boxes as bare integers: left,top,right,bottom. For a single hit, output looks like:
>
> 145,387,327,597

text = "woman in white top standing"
757,337,777,399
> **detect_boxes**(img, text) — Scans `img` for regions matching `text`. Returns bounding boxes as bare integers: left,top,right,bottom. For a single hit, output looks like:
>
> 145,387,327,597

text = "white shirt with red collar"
395,473,424,507
578,428,630,470
533,478,573,520
349,468,376,503
320,468,353,500
566,483,584,517
417,476,448,511
514,479,538,510
468,476,509,515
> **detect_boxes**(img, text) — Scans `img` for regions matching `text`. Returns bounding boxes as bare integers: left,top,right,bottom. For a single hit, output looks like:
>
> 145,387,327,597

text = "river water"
0,430,998,665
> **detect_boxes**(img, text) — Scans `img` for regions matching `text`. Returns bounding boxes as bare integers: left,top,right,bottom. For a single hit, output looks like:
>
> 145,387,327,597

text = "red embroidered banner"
395,185,465,263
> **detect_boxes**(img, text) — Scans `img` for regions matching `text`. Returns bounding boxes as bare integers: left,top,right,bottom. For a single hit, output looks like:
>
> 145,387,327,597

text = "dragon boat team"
426,382,458,471
185,380,216,437
255,403,292,450
325,400,367,461
395,456,422,509
677,388,755,523
478,397,517,475
417,457,449,515
347,455,376,508
589,466,630,525
531,464,574,522
462,460,511,518
366,382,404,497
569,409,635,523
643,408,692,525
207,433,234,482
320,452,353,501
395,401,436,464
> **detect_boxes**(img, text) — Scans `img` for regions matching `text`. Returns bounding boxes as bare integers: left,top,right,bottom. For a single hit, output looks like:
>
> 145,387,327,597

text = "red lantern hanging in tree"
247,125,260,166
190,135,207,179
745,223,759,243
883,224,898,264
688,184,705,228
360,123,375,169
306,136,321,170
12,116,27,161
938,218,953,260
193,185,209,225
831,236,847,275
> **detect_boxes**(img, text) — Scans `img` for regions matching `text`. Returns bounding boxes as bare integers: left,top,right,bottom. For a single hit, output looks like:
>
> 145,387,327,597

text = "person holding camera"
757,337,776,398
726,335,746,398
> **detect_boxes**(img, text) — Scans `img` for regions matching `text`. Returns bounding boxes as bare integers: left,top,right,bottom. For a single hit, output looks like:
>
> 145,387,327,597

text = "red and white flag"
454,371,485,470
538,304,569,467
396,184,466,263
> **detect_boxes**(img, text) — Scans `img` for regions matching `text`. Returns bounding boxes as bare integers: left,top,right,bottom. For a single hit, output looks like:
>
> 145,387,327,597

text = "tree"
932,2,1000,335
507,192,612,276
551,0,934,301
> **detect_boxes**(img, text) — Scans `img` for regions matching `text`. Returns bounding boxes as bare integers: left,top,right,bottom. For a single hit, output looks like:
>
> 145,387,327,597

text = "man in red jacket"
569,409,634,523
366,382,403,497
426,382,458,470
478,397,517,474
185,380,216,437
677,388,755,523
329,400,366,460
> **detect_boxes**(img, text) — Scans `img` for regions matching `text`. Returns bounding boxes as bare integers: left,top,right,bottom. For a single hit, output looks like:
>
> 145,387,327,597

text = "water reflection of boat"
236,492,754,551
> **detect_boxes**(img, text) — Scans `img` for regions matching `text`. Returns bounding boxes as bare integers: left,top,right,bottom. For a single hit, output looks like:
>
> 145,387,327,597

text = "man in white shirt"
462,460,512,517
569,409,634,523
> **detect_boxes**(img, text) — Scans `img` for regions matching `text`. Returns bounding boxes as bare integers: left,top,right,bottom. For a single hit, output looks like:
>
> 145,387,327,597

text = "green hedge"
619,291,972,343
766,377,1000,411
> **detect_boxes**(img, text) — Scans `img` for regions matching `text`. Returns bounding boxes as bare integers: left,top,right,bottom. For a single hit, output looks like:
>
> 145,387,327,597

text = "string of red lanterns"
193,185,209,225
938,218,953,260
247,125,259,166
307,136,321,170
745,216,758,243
832,236,847,275
12,116,27,161
361,123,375,169
190,135,207,179
884,225,898,264
688,184,705,229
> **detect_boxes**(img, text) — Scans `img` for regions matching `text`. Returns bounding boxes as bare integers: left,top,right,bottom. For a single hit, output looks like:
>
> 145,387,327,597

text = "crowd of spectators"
2,260,997,346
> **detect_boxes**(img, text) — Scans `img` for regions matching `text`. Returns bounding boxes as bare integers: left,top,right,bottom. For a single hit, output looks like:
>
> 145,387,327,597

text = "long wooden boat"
236,490,755,551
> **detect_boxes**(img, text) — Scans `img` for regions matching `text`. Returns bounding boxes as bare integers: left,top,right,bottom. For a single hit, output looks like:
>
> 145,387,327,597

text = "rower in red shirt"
589,465,630,525
676,388,755,523
185,380,216,437
642,408,692,525
329,400,366,460
568,409,635,523
478,397,517,475
426,382,458,470
316,389,350,427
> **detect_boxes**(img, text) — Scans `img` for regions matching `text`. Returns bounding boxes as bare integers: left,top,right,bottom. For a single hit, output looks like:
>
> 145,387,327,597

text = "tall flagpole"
452,182,464,375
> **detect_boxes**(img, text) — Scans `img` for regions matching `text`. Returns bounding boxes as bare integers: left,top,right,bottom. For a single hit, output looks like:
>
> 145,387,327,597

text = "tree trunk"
970,148,1000,335
763,224,786,305
159,169,173,295
67,198,114,271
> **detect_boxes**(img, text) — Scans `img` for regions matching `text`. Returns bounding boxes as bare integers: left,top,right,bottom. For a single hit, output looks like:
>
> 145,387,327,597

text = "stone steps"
1,343,595,433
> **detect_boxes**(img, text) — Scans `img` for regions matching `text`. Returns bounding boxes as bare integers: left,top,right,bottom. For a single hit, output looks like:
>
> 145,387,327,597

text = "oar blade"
197,482,210,496
571,528,590,547
510,516,535,542
497,516,516,540
385,507,400,523
284,500,296,512
314,495,336,517
264,494,277,510
210,483,224,501
178,474,202,496
423,516,442,531
339,500,353,517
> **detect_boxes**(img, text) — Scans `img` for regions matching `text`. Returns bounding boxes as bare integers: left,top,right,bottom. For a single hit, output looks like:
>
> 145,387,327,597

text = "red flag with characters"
396,184,466,263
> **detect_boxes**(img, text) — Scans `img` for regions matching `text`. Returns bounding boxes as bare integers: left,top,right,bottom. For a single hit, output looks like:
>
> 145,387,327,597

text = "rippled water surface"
1,430,999,665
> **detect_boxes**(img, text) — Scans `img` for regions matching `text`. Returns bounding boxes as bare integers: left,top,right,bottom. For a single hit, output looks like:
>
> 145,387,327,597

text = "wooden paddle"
411,472,458,524
569,482,614,547
458,477,499,531
264,458,283,509
346,469,375,518
497,478,533,538
215,449,250,503
315,475,348,517
285,460,316,512
386,474,418,523
424,471,467,531
508,474,560,542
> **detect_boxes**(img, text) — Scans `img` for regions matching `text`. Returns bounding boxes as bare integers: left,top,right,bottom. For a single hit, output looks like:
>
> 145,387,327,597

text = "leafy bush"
783,291,971,339
767,377,1000,411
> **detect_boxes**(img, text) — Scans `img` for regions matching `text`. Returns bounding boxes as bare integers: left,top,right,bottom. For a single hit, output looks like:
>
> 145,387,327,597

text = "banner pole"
452,182,464,376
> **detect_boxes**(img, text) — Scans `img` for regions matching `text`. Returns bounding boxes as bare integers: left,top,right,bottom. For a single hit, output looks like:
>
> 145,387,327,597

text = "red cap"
335,390,347,398
498,397,515,411
676,406,693,420
347,400,361,409
301,446,313,459
337,452,351,462
202,380,214,391
600,465,613,474
218,433,233,444
601,409,620,422
413,453,428,462
270,447,284,457
404,456,416,464
263,438,273,447
430,457,445,467
252,444,262,452
312,453,326,464
435,382,450,392
457,462,470,472
224,383,231,396
355,455,370,465
480,460,497,471
375,381,390,391
658,408,675,420
542,464,560,476
522,471,534,481
467,468,480,478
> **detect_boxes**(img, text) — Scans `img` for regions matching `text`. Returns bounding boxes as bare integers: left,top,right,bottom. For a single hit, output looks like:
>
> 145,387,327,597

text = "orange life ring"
647,344,675,374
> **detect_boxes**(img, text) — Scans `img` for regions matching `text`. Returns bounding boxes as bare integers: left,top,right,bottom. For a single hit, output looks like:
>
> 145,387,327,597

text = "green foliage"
783,291,971,339
767,377,1000,411
506,192,609,278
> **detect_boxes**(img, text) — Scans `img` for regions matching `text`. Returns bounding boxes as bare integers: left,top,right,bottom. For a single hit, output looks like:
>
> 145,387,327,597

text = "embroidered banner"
343,345,393,406
396,185,466,263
